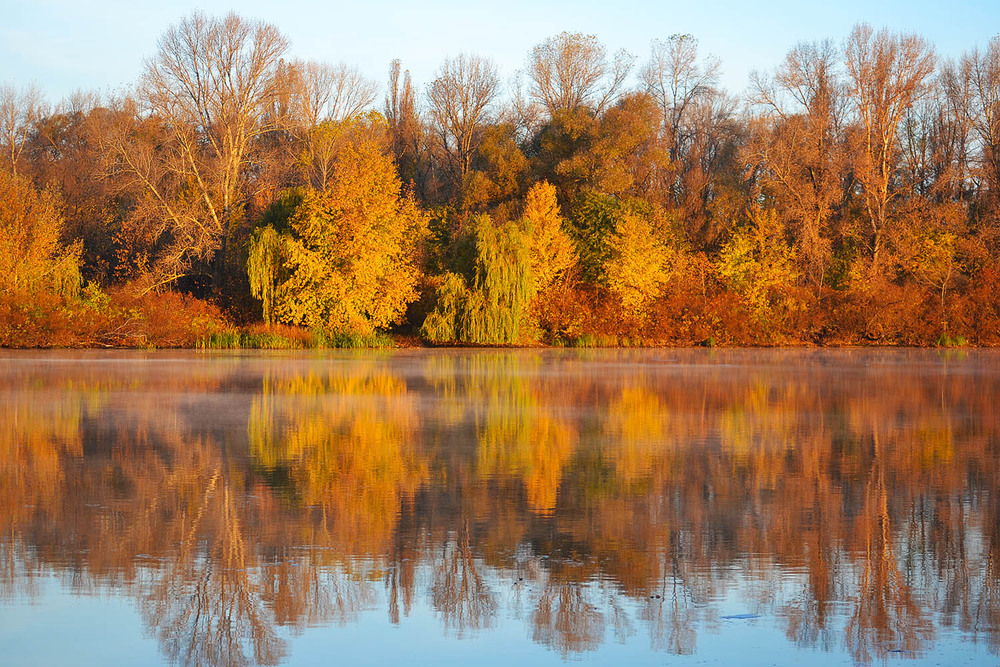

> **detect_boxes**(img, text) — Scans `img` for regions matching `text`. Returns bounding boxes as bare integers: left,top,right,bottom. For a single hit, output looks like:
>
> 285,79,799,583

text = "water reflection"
1,349,999,665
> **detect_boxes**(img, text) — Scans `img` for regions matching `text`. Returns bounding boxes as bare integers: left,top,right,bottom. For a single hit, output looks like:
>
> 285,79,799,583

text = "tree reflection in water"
1,350,999,666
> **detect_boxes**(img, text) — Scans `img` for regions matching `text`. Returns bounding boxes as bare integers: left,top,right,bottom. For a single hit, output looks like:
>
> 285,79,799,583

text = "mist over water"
1,349,998,666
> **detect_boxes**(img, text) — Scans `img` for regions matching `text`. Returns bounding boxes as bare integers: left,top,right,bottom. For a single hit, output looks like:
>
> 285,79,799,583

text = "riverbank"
2,284,991,350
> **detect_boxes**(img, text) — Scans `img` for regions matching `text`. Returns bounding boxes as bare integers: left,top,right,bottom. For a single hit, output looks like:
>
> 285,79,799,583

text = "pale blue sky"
3,0,999,107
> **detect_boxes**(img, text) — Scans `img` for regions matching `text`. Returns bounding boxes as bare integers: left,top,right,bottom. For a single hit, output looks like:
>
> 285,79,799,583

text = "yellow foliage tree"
903,226,960,316
0,170,81,296
603,209,671,312
273,118,428,333
521,181,576,293
716,207,799,322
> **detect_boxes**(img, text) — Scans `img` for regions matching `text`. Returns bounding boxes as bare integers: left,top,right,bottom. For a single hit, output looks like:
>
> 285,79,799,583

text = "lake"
1,348,998,666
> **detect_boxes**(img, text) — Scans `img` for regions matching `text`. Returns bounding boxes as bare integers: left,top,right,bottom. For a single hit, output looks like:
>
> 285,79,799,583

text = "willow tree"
422,214,534,345
247,225,287,325
461,215,534,344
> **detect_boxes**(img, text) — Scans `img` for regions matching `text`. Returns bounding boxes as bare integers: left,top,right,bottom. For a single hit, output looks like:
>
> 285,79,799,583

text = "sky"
3,0,1000,108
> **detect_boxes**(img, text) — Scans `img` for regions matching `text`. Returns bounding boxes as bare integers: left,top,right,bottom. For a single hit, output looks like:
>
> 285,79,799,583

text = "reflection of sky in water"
1,349,999,666
2,571,996,666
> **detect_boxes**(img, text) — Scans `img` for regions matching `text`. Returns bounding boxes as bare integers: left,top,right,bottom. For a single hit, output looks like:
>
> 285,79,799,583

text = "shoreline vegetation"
3,15,1000,350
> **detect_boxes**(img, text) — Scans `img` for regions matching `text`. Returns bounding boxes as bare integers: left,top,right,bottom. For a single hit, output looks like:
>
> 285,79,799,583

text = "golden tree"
275,117,428,333
0,171,81,296
521,181,575,293
603,208,671,312
716,208,799,323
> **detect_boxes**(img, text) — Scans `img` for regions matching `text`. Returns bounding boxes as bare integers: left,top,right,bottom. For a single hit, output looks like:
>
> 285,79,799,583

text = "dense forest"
3,12,1000,347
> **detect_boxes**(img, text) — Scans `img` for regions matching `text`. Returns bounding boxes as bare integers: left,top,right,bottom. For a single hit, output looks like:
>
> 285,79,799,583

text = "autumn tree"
527,32,634,116
844,23,936,270
899,63,974,204
567,192,674,290
461,122,529,212
247,223,289,326
282,60,377,128
638,34,744,246
539,92,665,201
672,89,745,247
102,12,289,291
521,181,575,293
640,34,720,165
0,170,81,296
460,215,534,344
428,53,501,198
0,84,46,178
386,60,430,199
276,60,378,190
266,117,428,333
716,208,799,325
23,96,130,283
604,208,672,313
964,36,1000,238
900,220,962,321
747,40,848,288
422,215,534,344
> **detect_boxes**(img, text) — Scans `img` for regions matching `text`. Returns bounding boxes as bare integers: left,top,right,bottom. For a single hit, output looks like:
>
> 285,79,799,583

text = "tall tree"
640,34,720,164
270,117,428,333
748,40,848,287
104,12,289,291
965,36,1000,236
386,60,429,198
527,32,634,116
428,53,501,197
0,84,46,178
27,99,128,283
276,60,378,190
844,23,936,269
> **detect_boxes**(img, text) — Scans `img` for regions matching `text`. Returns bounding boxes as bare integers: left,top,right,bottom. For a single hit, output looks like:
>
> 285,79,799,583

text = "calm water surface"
1,349,998,666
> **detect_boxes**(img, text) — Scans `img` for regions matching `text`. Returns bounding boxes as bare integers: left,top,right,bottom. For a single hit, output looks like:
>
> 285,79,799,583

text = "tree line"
3,12,1000,346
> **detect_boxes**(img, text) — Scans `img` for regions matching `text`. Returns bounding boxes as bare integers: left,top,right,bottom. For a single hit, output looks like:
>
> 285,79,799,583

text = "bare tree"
845,23,936,268
273,60,378,190
965,37,1000,229
641,34,720,163
0,84,47,178
95,96,217,288
386,60,430,198
281,60,377,127
428,53,501,188
900,63,974,202
527,32,634,115
112,11,289,290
